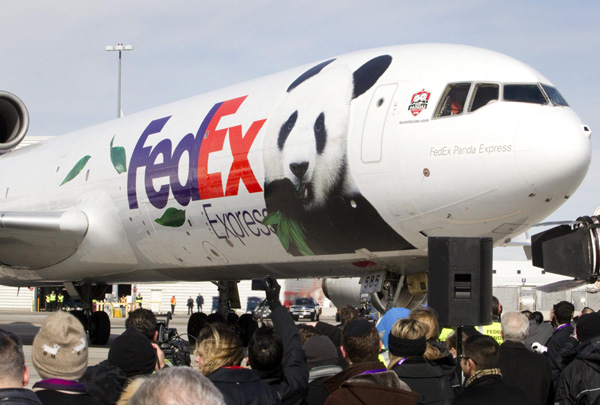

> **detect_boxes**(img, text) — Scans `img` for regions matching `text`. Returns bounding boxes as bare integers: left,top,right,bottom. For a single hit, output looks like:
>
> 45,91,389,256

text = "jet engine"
0,91,29,152
322,271,428,314
532,215,600,286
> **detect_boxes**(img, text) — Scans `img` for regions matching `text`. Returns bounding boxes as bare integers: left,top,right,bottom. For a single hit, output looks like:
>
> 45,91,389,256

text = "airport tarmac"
0,309,335,386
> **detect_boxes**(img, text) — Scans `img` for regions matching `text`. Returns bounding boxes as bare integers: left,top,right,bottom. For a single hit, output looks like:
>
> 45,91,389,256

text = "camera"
155,317,191,367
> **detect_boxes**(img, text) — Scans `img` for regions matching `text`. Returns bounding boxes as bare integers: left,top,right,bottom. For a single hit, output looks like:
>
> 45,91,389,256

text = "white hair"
501,312,529,343
129,367,225,405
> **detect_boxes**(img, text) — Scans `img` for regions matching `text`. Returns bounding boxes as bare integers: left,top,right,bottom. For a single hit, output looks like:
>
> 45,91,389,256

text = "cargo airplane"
0,44,592,344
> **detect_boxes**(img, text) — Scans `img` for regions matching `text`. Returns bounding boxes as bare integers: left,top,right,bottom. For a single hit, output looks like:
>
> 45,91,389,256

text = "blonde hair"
387,318,425,370
117,377,146,405
409,308,442,360
195,323,243,375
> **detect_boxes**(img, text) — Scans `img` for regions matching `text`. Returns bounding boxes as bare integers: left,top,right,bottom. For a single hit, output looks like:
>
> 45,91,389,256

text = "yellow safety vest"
49,294,56,302
439,328,454,342
477,321,503,344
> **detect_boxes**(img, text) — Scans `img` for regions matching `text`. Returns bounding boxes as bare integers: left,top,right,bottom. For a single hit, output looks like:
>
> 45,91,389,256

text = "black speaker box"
428,237,493,326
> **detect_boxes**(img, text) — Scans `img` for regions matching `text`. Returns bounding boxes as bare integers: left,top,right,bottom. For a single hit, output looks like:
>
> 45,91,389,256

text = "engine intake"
0,91,29,151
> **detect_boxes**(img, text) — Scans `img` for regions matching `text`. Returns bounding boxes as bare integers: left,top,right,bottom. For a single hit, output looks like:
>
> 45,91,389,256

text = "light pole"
105,43,133,118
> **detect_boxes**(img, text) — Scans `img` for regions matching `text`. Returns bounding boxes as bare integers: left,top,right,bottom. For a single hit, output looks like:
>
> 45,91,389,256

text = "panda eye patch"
314,112,326,155
278,111,298,150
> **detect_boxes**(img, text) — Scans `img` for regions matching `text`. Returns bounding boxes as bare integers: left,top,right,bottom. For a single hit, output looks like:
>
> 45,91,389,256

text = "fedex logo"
128,96,266,209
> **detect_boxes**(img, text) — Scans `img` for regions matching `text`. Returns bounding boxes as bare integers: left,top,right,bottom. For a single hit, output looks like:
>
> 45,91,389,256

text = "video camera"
155,314,191,367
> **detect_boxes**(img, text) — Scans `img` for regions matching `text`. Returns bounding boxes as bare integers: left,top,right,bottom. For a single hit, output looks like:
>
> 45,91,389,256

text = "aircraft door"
361,84,398,163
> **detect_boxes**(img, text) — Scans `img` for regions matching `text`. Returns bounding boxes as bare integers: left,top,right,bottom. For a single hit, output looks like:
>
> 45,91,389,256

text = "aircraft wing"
0,211,88,269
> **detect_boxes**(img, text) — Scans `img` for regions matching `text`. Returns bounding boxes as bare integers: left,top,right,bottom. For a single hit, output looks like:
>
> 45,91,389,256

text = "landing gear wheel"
71,310,87,329
187,312,205,344
89,311,110,345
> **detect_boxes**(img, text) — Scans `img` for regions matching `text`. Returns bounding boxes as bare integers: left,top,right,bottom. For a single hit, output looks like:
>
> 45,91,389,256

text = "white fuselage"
0,44,591,286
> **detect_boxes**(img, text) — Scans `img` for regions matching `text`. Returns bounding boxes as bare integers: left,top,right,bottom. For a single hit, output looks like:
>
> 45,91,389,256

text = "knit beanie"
108,327,157,377
302,335,338,370
576,312,600,342
32,311,88,380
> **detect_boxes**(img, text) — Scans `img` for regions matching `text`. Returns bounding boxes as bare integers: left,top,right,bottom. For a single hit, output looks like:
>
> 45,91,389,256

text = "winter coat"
306,364,343,405
546,324,575,361
391,356,454,404
453,374,532,405
253,305,308,405
555,338,600,404
498,340,553,405
32,379,103,405
525,320,554,351
324,370,418,405
0,388,42,404
80,359,128,405
208,366,281,405
323,361,387,395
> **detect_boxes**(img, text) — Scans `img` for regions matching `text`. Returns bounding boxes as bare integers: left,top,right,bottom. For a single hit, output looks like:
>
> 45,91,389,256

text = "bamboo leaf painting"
155,208,186,227
110,136,127,174
60,155,91,186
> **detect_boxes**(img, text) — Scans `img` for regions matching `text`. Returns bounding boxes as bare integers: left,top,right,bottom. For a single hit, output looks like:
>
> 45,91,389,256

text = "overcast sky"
1,1,598,260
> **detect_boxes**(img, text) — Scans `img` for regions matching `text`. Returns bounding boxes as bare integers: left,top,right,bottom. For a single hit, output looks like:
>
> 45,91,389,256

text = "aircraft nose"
514,110,591,196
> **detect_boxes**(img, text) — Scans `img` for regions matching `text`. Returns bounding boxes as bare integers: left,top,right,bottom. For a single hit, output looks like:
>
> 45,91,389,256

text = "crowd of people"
1,279,599,404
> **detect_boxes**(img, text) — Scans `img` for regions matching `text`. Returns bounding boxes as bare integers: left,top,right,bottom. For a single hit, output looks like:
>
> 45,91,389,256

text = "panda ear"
287,58,336,92
352,55,393,99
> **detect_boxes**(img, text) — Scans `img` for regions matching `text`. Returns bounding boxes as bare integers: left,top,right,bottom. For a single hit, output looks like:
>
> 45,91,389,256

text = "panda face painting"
266,64,353,210
262,55,415,256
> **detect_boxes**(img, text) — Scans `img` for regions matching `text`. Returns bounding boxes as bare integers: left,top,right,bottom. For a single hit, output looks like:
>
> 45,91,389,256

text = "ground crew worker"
476,296,503,344
136,293,143,308
170,295,176,315
57,292,64,309
45,293,51,311
48,291,57,311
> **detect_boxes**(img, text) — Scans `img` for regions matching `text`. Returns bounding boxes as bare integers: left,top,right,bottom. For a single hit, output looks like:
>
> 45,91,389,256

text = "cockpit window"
504,84,547,105
435,83,471,117
469,84,499,112
542,84,569,106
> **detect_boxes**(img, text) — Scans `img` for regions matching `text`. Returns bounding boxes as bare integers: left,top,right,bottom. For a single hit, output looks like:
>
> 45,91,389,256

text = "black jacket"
80,359,128,405
0,388,42,404
546,324,575,361
454,374,532,405
555,338,600,404
208,367,281,405
498,340,553,405
253,305,309,405
391,356,454,404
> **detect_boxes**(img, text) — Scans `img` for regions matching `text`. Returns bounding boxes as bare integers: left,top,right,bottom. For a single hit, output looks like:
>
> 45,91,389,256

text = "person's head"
532,311,544,325
129,367,225,405
553,301,575,325
340,319,380,365
409,308,442,360
248,326,283,371
387,318,426,369
450,100,463,115
297,324,322,346
581,307,595,316
236,313,258,348
196,323,243,375
501,312,529,343
575,312,600,343
126,308,157,340
303,335,339,371
492,296,501,318
0,329,28,388
461,335,500,377
339,305,359,326
32,311,88,381
109,327,157,378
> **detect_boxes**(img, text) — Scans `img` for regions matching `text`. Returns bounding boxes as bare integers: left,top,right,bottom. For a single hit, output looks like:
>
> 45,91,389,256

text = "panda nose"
290,162,309,180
